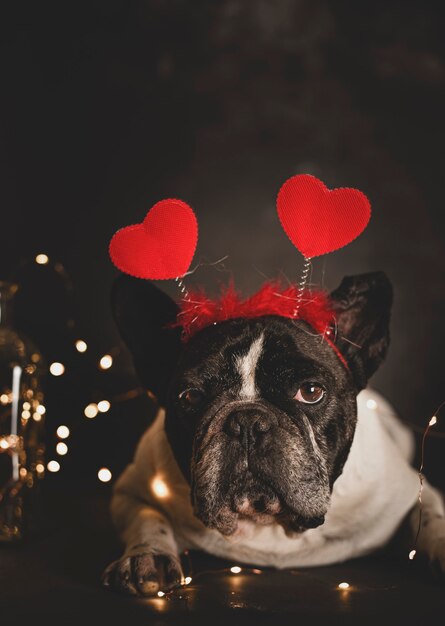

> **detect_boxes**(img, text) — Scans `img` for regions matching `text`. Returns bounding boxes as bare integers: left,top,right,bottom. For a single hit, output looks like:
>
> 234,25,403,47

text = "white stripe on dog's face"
235,333,265,400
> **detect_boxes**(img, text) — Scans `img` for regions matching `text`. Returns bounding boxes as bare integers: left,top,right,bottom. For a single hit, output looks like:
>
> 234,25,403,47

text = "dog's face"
166,316,357,536
112,272,392,537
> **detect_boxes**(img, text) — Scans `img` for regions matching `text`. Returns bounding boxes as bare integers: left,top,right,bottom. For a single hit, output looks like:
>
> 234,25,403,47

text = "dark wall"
1,2,444,485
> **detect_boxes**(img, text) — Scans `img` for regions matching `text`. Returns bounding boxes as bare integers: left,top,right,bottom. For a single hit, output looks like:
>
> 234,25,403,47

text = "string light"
35,253,49,265
47,460,60,472
157,591,165,598
99,355,113,370
49,362,65,376
184,576,192,585
0,393,9,404
409,402,443,561
333,396,444,564
98,468,112,482
338,582,350,590
75,339,88,353
11,255,134,510
84,403,99,418
230,566,242,574
151,476,170,499
56,442,68,456
56,425,70,439
0,435,20,452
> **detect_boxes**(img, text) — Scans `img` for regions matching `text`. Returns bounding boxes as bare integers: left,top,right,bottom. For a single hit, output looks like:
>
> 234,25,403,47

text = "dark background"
1,1,445,487
2,2,445,623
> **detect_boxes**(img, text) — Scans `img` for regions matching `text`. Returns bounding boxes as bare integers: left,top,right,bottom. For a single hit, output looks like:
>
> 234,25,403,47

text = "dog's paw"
102,551,183,596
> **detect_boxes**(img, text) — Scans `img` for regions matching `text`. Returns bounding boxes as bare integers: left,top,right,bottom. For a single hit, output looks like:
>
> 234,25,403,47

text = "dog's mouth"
233,497,324,537
195,473,325,538
232,488,283,524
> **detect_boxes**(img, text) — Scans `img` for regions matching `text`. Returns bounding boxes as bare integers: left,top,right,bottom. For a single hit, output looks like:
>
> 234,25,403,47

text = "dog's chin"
196,493,323,540
205,506,283,542
221,512,323,541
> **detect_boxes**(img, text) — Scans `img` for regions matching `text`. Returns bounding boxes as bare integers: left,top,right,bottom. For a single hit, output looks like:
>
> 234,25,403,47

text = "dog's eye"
179,388,205,409
294,383,325,404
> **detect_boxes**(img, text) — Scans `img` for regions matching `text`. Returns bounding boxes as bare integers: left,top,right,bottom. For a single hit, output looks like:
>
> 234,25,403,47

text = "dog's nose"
224,408,272,442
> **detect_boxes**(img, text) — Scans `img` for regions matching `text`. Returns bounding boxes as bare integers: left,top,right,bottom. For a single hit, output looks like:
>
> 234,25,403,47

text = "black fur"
330,272,393,389
111,272,392,537
111,275,182,403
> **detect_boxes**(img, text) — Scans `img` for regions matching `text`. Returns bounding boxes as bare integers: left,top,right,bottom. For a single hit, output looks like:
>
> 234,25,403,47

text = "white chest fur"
127,389,420,568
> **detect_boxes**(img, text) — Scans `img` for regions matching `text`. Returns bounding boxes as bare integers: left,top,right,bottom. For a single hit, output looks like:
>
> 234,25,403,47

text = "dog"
102,272,445,595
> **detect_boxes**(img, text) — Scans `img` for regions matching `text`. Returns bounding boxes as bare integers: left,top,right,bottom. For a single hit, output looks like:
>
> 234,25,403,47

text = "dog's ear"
329,272,393,389
111,275,182,404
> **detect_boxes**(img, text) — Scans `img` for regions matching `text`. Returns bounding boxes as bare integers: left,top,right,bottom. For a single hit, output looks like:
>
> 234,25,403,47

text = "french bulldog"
102,272,445,596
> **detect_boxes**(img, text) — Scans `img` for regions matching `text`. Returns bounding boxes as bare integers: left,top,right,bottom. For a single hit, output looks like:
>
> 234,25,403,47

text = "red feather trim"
174,282,348,369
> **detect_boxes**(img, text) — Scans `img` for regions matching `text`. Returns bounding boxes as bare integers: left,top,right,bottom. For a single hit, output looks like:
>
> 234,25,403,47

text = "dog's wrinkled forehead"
175,316,349,394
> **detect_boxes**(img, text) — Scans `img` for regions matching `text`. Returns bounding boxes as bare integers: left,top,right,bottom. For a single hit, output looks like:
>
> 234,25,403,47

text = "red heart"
276,174,371,258
109,198,198,279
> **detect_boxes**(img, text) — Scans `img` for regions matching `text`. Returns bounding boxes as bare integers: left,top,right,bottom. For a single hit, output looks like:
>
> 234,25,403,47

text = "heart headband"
109,198,198,296
109,174,371,365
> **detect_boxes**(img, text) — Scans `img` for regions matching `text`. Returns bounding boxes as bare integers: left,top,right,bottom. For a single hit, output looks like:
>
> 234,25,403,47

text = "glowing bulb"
184,576,192,585
98,468,112,483
20,467,27,478
429,415,437,427
33,412,42,422
97,400,110,413
50,362,65,376
0,393,9,405
56,442,68,455
157,591,165,598
99,355,113,370
23,402,31,410
151,476,170,499
21,410,31,419
36,463,45,473
409,549,416,560
35,253,49,265
0,438,9,449
47,460,60,473
230,566,242,574
84,403,99,418
36,404,46,415
366,399,377,410
75,339,88,353
57,425,70,439
338,582,350,590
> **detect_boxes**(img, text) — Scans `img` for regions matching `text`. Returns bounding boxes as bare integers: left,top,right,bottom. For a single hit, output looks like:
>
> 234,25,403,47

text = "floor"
1,487,444,625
